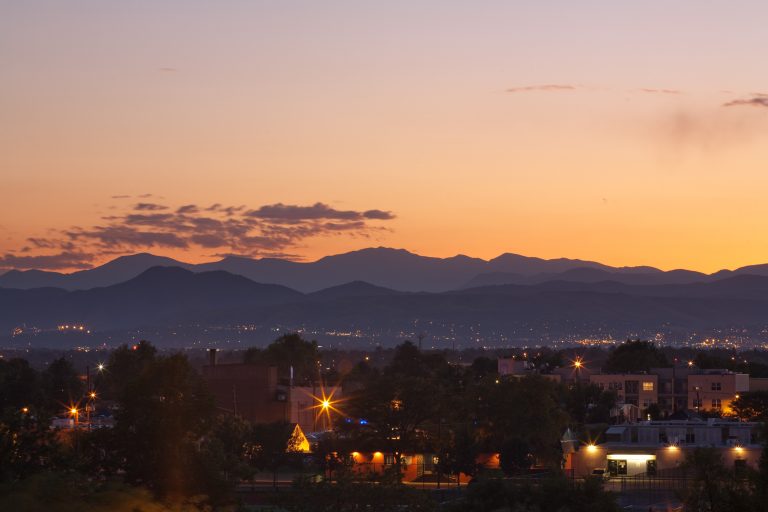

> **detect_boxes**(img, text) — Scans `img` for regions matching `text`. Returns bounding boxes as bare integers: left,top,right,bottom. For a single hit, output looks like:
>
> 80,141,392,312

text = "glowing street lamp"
308,386,344,431
97,363,105,372
69,406,80,429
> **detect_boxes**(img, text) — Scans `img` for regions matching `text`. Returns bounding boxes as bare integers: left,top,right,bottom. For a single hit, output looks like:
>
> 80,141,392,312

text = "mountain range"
4,265,768,346
3,247,768,293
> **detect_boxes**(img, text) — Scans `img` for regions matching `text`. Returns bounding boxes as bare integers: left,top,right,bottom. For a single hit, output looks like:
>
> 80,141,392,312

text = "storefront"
606,453,656,477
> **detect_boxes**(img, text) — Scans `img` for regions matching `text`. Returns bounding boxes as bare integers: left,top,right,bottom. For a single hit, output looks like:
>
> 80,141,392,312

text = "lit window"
712,399,722,409
642,382,654,391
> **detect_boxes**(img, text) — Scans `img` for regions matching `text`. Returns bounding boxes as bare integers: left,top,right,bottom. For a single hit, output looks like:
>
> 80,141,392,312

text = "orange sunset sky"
2,1,768,273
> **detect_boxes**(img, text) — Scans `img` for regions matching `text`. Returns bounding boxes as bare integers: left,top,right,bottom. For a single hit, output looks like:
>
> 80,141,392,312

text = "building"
749,378,768,392
497,357,533,377
201,350,339,434
588,367,750,418
650,366,697,414
547,365,592,384
687,370,748,414
568,419,762,478
589,374,658,409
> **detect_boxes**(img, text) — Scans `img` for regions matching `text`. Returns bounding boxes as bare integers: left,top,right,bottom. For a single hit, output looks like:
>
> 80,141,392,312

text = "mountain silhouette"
4,267,768,347
2,247,767,293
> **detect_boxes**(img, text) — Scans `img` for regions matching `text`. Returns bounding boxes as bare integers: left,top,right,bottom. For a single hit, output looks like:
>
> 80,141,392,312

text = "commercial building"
568,419,762,478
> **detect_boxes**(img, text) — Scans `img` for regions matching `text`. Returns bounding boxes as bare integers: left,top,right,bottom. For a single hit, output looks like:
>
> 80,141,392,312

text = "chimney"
208,348,218,366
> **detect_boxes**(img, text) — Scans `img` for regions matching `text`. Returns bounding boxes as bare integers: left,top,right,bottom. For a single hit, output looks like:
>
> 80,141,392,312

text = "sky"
2,1,768,273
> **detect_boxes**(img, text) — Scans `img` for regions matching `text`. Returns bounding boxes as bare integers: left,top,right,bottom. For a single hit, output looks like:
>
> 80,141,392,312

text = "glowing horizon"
3,2,768,274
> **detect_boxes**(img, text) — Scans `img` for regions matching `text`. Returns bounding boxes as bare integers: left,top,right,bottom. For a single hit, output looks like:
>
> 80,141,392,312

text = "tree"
731,391,768,421
0,358,42,414
249,422,306,488
498,438,533,475
469,357,497,379
41,357,84,413
748,423,768,512
447,474,619,512
103,341,157,400
260,333,320,383
114,353,216,500
439,425,481,482
603,340,667,373
682,447,750,512
475,376,568,469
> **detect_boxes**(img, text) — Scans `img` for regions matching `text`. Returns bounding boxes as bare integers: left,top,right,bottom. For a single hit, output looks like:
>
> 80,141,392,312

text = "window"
608,460,627,476
642,381,654,391
712,399,722,409
625,380,639,394
685,430,696,444
711,382,722,391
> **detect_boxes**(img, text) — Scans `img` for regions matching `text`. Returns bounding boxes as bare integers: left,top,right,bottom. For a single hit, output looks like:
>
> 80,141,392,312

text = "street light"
69,406,80,429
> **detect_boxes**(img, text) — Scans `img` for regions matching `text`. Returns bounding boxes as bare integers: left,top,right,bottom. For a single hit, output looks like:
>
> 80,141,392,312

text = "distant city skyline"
3,1,768,273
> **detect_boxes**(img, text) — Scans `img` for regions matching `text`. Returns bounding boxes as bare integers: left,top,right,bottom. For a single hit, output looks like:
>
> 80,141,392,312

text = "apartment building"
589,373,659,409
688,370,748,414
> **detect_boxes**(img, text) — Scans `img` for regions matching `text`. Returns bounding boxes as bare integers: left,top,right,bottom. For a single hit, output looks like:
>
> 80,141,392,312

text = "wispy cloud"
723,95,768,108
3,200,396,271
639,88,682,95
0,251,95,270
506,84,576,93
134,202,169,211
246,202,395,222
